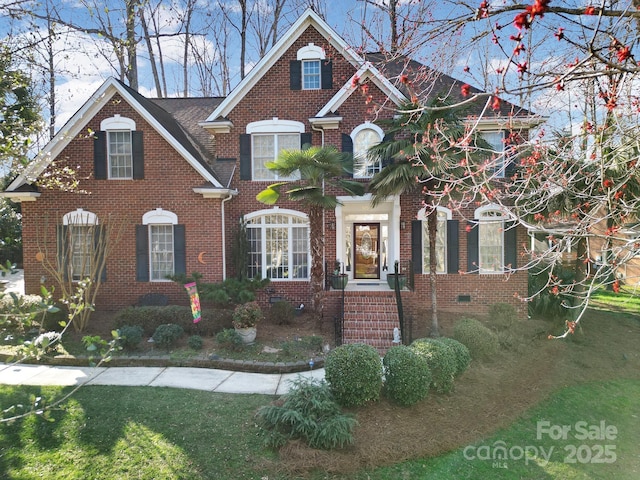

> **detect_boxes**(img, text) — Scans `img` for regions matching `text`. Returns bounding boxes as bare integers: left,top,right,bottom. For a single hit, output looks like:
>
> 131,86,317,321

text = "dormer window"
290,43,332,91
94,115,144,180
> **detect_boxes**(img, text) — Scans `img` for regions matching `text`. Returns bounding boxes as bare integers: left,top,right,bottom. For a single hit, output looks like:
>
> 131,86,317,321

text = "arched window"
418,207,452,274
475,205,505,273
244,119,305,181
97,115,141,179
245,209,310,281
60,209,100,281
137,209,185,281
351,123,384,178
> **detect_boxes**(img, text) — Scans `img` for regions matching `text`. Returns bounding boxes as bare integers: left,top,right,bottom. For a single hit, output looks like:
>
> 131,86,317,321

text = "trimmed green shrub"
325,343,382,407
215,328,243,351
114,305,232,336
453,317,499,360
152,323,184,350
435,337,471,376
453,318,500,359
410,338,457,394
257,377,357,450
269,300,295,325
188,334,203,350
487,302,517,331
383,345,432,406
117,325,144,350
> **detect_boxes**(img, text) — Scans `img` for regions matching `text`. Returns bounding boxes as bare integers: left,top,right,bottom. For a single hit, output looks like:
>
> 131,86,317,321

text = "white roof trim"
205,9,366,122
316,63,406,118
7,77,224,192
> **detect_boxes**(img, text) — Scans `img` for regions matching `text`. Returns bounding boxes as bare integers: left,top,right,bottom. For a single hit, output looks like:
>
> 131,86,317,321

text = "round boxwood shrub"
435,337,471,376
188,334,203,350
453,317,499,360
117,325,144,350
383,345,432,406
269,300,295,325
152,323,184,350
410,338,457,394
487,302,517,331
325,343,382,407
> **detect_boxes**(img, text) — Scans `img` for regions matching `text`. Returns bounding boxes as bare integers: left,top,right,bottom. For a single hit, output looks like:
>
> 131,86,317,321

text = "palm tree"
256,145,365,314
367,101,484,337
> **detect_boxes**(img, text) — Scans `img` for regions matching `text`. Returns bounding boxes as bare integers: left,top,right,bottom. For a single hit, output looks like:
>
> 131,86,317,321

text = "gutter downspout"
221,190,236,280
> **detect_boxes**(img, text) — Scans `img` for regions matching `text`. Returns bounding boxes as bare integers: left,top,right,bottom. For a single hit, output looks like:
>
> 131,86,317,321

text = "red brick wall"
22,93,226,310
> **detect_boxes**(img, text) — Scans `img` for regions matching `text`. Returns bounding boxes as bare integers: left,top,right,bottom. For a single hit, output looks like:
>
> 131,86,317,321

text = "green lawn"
1,379,639,479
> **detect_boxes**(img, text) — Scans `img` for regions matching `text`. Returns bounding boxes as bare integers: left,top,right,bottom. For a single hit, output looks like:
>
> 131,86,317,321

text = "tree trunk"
126,0,138,90
309,205,325,315
427,205,440,337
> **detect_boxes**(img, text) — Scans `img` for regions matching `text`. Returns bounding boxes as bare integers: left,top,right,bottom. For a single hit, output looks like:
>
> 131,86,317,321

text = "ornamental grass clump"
383,345,432,406
257,377,357,450
325,343,382,407
410,338,457,394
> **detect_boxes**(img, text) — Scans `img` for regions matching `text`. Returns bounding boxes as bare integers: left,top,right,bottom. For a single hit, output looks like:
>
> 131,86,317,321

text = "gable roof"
5,78,229,196
202,8,381,126
364,52,543,127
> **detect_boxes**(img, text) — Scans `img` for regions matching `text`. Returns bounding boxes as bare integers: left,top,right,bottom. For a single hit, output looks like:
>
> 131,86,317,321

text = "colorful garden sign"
184,282,201,323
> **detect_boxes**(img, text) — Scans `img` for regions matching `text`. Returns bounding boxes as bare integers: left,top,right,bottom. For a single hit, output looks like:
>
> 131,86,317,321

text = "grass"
1,380,638,479
590,286,640,314
354,379,640,480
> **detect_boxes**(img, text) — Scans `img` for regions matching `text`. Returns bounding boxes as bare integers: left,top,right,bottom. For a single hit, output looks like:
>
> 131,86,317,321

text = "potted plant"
386,273,407,290
232,301,263,344
330,260,348,290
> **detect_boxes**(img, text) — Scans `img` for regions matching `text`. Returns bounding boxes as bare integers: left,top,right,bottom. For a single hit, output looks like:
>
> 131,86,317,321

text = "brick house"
4,9,543,350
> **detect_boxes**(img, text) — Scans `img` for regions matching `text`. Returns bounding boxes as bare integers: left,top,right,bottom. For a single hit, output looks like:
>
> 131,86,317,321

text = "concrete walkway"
1,270,327,395
0,362,326,395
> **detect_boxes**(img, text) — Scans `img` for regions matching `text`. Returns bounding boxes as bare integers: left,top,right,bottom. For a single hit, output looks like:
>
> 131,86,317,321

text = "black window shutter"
174,224,186,275
94,131,107,180
467,221,479,274
290,60,302,90
504,221,517,271
341,133,353,153
321,60,333,90
132,131,144,179
381,133,394,168
57,225,69,281
239,134,252,180
341,134,353,178
136,225,149,281
300,133,312,149
411,220,422,274
446,219,459,274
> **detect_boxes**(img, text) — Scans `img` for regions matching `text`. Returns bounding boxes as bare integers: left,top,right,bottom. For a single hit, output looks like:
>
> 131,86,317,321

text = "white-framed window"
62,209,99,281
303,60,321,89
247,119,304,181
419,207,451,274
245,209,310,281
297,43,325,90
476,205,505,273
101,115,135,179
143,209,177,281
480,130,505,178
352,122,384,178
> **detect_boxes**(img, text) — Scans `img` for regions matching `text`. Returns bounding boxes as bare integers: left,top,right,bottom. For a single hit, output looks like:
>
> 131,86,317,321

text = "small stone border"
0,353,325,374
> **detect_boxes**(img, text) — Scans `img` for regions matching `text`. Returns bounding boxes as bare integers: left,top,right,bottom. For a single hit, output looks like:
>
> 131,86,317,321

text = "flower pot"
386,274,406,290
235,326,257,345
330,274,348,290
